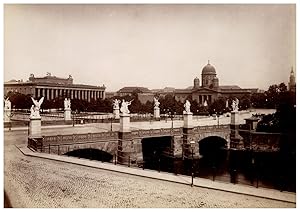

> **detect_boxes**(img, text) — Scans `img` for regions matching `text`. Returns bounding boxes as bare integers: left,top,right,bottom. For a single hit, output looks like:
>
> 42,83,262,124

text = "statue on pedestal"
4,97,11,110
231,98,239,112
203,100,208,107
184,100,191,113
64,98,71,110
154,97,160,109
120,99,133,114
112,99,121,110
30,97,44,118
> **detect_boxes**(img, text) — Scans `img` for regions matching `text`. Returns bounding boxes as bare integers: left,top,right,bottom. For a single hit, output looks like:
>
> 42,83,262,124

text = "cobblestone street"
4,145,295,208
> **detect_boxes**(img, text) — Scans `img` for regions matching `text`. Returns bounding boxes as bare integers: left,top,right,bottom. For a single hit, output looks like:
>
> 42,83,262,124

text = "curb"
15,145,296,204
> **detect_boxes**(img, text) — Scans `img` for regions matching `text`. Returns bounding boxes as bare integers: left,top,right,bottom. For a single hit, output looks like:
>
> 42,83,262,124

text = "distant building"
288,67,296,92
116,86,152,97
4,73,106,102
105,92,116,99
174,61,259,104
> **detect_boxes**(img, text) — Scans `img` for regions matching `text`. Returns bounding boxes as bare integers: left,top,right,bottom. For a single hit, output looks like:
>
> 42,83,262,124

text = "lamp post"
72,110,78,127
217,112,220,127
169,112,174,129
164,109,169,123
6,106,15,131
110,117,113,131
190,140,195,186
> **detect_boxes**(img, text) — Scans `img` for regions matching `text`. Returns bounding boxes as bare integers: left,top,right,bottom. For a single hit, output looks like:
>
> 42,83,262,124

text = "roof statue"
154,97,160,109
184,100,191,114
30,97,44,118
112,99,121,110
120,99,133,114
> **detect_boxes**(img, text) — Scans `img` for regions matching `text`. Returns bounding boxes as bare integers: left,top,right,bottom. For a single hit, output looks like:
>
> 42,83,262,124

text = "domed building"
174,61,259,105
201,61,219,89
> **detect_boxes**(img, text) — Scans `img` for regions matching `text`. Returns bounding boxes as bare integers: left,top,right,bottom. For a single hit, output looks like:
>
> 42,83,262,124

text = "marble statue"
113,99,121,110
203,100,208,107
30,97,44,118
184,100,191,113
225,99,229,108
120,99,133,114
231,98,239,112
154,97,160,109
4,97,11,110
64,98,71,110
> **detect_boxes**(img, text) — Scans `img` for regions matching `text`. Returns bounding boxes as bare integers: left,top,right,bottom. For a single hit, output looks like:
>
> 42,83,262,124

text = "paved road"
4,145,295,208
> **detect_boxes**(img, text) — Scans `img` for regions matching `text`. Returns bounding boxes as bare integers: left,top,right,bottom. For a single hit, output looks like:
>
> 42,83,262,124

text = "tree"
6,92,32,109
208,97,226,114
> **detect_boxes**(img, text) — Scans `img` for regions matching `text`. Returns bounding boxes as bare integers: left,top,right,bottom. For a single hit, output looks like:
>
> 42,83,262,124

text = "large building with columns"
174,61,259,104
4,73,106,102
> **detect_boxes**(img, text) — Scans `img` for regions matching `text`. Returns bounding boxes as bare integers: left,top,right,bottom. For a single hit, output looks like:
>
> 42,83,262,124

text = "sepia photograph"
3,2,297,208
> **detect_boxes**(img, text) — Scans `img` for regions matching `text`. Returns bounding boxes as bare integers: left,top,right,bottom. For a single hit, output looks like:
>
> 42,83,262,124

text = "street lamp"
169,112,174,129
190,140,195,186
72,110,78,127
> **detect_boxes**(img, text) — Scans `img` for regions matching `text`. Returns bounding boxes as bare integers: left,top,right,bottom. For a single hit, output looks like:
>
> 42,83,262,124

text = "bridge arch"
64,148,114,162
197,136,228,168
195,131,230,147
141,136,174,170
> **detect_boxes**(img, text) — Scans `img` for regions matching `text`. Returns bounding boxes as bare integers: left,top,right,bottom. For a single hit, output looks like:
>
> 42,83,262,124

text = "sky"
4,4,296,92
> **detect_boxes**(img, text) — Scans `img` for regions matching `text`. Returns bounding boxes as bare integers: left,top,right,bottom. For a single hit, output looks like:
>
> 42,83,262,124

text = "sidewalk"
17,144,296,204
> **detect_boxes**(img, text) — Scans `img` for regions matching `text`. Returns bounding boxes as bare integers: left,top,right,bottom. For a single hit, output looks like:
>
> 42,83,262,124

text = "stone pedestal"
119,113,130,132
231,111,239,125
183,111,193,129
230,111,243,149
29,117,42,138
4,110,11,122
154,108,160,119
64,109,71,121
113,108,120,119
117,113,133,164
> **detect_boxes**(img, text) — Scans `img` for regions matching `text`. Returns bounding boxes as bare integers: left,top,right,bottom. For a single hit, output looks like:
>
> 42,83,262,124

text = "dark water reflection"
143,149,295,192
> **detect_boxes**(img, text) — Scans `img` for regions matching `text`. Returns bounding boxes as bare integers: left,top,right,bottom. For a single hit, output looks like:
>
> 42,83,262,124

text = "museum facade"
4,73,106,102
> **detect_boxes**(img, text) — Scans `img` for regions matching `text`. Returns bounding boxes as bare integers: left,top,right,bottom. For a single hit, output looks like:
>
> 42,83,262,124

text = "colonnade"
34,87,105,102
199,95,212,105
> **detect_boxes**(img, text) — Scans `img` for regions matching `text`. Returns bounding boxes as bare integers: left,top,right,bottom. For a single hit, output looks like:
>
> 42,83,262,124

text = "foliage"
6,92,32,109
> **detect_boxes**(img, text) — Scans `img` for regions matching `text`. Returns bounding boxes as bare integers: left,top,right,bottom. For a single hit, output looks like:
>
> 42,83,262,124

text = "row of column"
199,95,212,105
34,88,105,102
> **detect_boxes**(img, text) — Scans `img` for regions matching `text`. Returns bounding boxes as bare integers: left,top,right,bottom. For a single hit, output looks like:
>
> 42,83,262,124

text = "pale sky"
4,4,296,91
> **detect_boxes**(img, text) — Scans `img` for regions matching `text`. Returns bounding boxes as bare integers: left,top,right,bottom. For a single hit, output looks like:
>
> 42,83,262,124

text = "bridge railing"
193,124,230,132
42,131,119,145
131,127,183,138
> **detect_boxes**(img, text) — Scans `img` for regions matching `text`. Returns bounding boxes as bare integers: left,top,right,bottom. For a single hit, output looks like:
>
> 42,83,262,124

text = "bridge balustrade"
42,131,119,146
131,127,183,138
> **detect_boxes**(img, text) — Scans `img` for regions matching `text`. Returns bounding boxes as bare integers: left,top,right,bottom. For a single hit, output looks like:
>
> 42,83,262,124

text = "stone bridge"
28,124,232,164
28,122,281,165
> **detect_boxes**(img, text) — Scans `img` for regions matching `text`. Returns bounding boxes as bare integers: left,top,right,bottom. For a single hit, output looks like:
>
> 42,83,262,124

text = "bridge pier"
117,113,134,165
182,112,200,159
117,132,133,165
230,111,243,149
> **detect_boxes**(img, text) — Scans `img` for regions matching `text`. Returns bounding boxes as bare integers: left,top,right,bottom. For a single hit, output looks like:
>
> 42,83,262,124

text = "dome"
202,61,216,75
